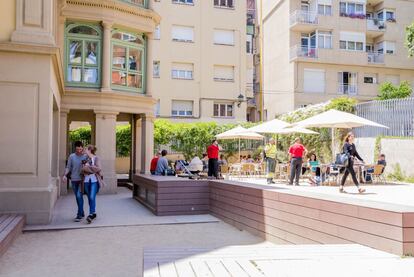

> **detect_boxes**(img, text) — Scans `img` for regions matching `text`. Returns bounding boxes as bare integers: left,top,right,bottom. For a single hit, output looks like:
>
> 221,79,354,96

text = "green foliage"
378,81,413,100
406,21,414,57
374,136,382,162
154,119,175,146
325,97,357,113
387,163,405,182
116,125,131,157
69,126,91,142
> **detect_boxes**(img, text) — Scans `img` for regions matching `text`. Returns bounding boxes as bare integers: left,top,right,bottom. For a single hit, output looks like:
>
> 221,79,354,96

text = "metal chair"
365,164,386,184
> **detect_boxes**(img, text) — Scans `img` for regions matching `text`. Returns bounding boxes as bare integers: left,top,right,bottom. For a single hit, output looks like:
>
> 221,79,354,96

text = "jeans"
340,159,359,187
71,181,84,217
290,158,303,185
84,181,98,215
265,157,276,180
208,158,218,178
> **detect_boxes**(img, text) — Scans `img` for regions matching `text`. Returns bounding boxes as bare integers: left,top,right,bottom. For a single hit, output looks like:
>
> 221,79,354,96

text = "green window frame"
111,30,146,94
64,23,102,88
119,0,149,9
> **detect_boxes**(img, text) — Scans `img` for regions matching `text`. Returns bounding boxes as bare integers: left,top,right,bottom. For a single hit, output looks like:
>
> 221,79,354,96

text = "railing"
338,84,358,95
367,18,386,31
290,45,318,60
290,10,318,26
354,98,414,137
367,51,384,63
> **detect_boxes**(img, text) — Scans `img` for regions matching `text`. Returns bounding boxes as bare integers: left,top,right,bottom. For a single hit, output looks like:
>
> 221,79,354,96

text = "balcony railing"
290,45,318,60
338,84,358,95
367,18,386,31
367,51,384,63
290,10,318,26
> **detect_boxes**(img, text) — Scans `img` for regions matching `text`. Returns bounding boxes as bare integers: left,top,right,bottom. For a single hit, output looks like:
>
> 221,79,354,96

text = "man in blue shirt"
155,150,169,175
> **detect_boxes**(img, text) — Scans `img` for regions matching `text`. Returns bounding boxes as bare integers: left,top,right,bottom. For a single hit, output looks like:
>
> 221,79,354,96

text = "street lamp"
237,93,244,107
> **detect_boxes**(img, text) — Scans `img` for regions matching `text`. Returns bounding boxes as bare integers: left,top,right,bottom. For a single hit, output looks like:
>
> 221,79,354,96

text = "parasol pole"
331,127,335,161
239,137,241,163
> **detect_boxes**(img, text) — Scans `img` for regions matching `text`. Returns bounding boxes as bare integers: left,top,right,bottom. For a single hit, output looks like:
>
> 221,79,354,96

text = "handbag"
336,153,349,167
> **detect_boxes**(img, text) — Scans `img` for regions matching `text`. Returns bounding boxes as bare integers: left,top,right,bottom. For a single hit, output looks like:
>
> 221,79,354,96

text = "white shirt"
84,156,98,183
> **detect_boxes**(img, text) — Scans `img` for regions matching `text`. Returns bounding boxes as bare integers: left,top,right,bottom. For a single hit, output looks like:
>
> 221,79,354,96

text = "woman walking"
82,145,105,223
340,132,365,194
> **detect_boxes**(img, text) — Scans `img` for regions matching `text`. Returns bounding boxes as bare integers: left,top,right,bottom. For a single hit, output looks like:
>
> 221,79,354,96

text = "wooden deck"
143,245,399,277
0,214,25,257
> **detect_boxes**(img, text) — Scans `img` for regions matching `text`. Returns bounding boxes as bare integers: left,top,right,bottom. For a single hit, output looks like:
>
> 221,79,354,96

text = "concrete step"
0,214,25,257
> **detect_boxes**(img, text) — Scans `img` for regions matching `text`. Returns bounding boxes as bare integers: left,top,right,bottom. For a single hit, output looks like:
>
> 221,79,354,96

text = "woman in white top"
82,145,102,223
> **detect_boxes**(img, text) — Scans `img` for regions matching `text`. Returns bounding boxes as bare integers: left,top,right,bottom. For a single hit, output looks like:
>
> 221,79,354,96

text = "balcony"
367,51,384,64
366,19,386,38
289,10,318,32
290,45,318,60
338,84,358,95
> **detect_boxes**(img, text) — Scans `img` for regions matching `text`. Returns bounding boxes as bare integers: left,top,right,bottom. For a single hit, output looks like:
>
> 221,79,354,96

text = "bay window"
65,23,102,87
111,30,145,93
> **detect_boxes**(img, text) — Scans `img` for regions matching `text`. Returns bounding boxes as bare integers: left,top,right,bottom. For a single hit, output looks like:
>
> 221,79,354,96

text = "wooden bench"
0,214,25,257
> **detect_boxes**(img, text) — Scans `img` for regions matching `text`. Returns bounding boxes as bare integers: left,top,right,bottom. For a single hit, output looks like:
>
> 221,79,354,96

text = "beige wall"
263,0,414,117
0,0,15,42
148,0,247,122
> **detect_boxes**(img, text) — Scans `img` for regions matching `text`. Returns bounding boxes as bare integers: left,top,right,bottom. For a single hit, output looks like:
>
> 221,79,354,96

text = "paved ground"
25,187,218,231
234,178,414,209
0,222,266,277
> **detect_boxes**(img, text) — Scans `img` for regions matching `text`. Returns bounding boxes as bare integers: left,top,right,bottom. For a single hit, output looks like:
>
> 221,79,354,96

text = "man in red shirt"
288,137,308,186
207,140,220,178
150,151,161,175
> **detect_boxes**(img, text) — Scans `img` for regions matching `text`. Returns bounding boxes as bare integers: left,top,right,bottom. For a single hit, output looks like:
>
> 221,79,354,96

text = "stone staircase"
0,214,25,258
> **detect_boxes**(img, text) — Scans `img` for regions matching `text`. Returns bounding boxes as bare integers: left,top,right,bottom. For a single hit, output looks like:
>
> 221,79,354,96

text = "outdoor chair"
326,165,341,186
241,163,255,178
365,164,386,184
220,165,229,178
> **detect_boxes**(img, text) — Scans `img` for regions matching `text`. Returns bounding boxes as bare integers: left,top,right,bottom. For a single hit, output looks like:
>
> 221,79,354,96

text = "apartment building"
262,0,414,119
0,0,159,224
148,0,250,122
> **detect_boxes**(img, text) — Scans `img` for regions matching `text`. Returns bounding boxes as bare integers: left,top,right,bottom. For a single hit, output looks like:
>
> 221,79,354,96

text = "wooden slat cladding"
0,214,25,257
210,182,414,256
133,174,210,216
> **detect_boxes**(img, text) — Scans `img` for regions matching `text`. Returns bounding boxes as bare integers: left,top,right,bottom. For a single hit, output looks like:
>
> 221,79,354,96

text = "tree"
116,125,131,157
406,21,414,57
378,81,412,100
325,96,357,113
154,119,175,147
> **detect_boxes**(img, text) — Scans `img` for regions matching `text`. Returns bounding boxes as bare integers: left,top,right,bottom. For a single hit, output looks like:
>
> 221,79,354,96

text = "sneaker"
86,214,97,224
74,215,84,222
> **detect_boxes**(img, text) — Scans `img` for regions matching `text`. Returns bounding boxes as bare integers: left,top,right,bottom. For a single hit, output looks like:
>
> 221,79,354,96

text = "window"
317,31,332,49
385,41,395,54
304,69,325,93
213,65,234,81
111,30,145,92
154,25,160,40
122,0,146,7
172,100,193,117
338,72,358,94
153,61,160,78
366,44,373,52
339,31,365,51
339,2,364,16
65,23,102,87
364,74,377,84
377,9,395,22
172,63,193,80
214,103,233,117
172,0,193,4
171,25,194,42
213,29,235,45
318,4,332,15
386,11,395,21
214,0,234,9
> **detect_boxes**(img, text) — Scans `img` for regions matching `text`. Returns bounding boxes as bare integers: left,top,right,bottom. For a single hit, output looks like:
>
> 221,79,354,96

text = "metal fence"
354,97,414,138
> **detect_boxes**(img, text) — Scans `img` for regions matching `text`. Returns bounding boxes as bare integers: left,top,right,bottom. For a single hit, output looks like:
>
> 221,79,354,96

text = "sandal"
358,187,366,194
339,187,346,193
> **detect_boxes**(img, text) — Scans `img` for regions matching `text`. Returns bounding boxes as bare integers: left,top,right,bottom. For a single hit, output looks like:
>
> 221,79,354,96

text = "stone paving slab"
25,187,218,231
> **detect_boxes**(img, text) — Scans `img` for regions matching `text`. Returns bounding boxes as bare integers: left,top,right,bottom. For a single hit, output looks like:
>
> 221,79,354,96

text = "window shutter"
213,29,234,45
304,69,325,93
214,65,234,80
172,25,194,42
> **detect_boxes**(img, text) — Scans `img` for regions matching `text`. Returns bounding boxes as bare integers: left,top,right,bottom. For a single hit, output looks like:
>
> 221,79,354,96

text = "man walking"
207,139,220,179
62,141,87,222
288,137,307,186
264,138,277,184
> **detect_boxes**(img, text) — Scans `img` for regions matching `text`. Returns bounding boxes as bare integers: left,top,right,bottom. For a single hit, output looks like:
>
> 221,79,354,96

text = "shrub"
378,81,412,100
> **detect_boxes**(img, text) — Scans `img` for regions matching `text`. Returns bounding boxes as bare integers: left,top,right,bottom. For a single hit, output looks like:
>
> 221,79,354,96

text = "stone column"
95,111,119,194
101,21,113,92
141,114,155,174
12,0,55,45
58,109,69,195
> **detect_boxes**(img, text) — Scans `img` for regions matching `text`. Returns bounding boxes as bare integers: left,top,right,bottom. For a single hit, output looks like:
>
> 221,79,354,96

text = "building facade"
262,0,414,119
148,0,250,123
0,0,160,224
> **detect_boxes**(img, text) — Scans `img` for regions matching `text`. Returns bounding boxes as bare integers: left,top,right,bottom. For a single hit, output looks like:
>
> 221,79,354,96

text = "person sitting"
241,156,247,163
364,154,387,182
307,154,322,185
201,153,208,172
150,151,161,175
188,156,203,174
246,154,254,163
155,150,169,176
218,154,227,166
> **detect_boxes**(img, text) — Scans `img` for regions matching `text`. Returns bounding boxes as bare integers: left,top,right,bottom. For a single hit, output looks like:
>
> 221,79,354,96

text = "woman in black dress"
340,132,366,193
